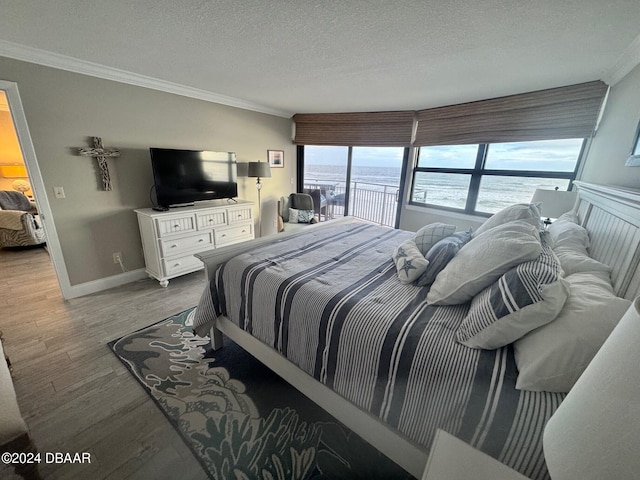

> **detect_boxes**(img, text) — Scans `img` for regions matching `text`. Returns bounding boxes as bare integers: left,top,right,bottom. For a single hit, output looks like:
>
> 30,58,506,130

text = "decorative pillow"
553,245,611,276
473,203,542,237
547,218,590,251
456,240,569,349
414,223,457,255
557,211,579,223
514,271,632,392
392,239,429,284
288,208,314,224
427,220,542,306
416,230,472,286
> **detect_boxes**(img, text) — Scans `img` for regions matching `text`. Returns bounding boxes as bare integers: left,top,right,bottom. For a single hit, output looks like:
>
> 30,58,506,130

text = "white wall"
580,63,640,188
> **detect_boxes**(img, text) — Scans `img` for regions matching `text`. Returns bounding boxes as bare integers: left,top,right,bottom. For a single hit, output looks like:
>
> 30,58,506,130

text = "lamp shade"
247,161,271,178
531,188,577,219
543,296,640,480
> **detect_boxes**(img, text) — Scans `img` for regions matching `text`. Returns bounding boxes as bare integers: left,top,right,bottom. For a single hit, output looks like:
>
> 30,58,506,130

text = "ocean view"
305,164,570,214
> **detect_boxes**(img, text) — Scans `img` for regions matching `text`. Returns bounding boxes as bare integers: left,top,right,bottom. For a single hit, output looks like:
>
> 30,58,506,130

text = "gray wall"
0,57,294,285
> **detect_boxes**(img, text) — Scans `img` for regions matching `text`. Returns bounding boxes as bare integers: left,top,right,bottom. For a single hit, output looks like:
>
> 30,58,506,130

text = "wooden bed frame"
195,181,640,478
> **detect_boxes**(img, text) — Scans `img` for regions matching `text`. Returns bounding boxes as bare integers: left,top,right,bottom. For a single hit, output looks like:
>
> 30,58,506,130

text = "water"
305,164,400,189
305,165,569,214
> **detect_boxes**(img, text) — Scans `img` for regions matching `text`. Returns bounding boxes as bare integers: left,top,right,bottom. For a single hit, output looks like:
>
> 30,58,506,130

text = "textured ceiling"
0,0,639,117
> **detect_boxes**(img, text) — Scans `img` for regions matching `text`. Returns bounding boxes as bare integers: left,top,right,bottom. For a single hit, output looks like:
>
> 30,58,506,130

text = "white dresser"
135,200,254,287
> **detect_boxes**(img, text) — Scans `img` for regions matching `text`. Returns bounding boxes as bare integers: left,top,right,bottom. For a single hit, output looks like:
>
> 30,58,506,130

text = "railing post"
381,185,388,226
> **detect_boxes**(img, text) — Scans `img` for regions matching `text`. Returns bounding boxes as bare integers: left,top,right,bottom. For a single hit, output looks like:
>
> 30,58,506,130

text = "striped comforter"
194,223,564,479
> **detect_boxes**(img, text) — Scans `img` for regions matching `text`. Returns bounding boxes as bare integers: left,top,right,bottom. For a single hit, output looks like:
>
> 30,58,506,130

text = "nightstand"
422,429,529,480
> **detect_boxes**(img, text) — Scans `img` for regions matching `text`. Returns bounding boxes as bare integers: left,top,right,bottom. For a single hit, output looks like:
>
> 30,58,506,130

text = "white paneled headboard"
573,181,640,300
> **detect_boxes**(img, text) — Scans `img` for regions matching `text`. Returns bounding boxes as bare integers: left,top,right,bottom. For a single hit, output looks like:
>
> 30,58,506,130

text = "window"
410,138,584,215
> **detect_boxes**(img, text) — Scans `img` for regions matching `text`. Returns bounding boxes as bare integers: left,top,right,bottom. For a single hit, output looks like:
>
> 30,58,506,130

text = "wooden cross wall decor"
78,137,120,191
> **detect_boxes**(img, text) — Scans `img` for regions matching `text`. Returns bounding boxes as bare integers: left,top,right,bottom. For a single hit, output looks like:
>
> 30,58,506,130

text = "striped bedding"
194,222,564,479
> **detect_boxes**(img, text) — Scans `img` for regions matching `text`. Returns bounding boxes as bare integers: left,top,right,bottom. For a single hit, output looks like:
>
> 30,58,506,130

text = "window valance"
292,81,608,147
413,81,608,146
292,111,415,147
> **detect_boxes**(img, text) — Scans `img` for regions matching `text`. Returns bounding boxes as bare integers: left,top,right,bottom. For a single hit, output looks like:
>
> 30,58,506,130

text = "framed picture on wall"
268,150,284,168
626,117,640,166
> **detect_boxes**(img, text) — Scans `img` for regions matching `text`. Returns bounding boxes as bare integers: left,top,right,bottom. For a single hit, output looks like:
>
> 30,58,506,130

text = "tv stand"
135,199,254,287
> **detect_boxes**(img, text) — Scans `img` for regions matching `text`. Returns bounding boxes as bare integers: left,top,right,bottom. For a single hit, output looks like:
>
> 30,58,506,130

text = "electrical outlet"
113,252,122,264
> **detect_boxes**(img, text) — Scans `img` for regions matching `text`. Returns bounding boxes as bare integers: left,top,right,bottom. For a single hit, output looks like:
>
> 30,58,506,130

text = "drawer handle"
174,224,180,229
238,214,242,218
209,219,213,222
171,244,178,248
221,234,226,237
199,239,204,242
242,229,246,233
174,262,181,267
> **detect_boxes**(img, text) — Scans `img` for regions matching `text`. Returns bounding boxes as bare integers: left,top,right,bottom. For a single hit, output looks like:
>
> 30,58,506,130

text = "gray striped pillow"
456,237,569,349
416,230,472,287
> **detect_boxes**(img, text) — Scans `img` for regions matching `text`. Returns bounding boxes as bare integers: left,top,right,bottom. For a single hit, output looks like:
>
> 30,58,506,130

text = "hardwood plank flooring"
0,247,210,479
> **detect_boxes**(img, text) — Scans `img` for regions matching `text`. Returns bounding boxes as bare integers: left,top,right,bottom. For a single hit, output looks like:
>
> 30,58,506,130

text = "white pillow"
557,211,579,223
514,271,632,393
392,239,429,284
427,220,542,306
553,246,611,276
456,241,569,349
547,218,590,251
414,222,456,255
473,203,542,237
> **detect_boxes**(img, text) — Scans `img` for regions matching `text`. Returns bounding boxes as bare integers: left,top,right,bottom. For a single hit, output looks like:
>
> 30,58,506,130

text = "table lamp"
543,296,640,480
530,187,577,225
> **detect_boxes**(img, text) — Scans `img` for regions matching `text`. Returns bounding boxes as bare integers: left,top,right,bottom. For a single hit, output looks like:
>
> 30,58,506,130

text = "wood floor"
0,246,210,479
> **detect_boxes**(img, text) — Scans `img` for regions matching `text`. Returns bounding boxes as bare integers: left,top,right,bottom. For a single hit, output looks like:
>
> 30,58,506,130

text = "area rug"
109,308,413,480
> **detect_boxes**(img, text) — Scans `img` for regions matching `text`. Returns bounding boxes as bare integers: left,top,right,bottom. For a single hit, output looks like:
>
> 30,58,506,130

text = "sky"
304,139,583,172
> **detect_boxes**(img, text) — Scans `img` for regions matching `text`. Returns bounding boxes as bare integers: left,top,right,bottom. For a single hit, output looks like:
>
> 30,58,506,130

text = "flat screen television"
150,148,238,208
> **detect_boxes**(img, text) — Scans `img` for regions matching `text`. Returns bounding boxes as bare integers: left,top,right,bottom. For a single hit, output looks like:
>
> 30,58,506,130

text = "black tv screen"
150,148,238,208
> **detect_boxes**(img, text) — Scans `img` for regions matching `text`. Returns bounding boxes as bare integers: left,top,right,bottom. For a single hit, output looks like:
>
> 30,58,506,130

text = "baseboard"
64,268,148,299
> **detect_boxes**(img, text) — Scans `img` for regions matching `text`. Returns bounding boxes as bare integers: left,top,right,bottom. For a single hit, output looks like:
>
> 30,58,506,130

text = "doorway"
0,80,69,298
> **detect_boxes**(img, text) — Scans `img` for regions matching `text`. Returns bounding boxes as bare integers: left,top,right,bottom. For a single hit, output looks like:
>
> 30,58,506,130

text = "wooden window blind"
292,111,415,146
413,80,608,146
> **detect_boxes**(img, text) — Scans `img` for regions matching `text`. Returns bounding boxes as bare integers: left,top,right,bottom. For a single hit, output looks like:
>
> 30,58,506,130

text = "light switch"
54,186,66,199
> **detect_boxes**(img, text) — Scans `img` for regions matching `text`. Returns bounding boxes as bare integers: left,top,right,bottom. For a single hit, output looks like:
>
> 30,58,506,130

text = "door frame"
1,80,72,299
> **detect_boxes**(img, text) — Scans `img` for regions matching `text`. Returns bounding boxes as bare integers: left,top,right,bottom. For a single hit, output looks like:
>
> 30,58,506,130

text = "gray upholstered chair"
0,191,46,248
277,193,319,232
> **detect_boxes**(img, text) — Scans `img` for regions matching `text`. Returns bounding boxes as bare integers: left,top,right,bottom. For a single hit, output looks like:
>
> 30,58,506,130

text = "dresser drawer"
159,232,213,257
162,254,203,276
228,206,253,224
196,210,227,229
156,215,196,237
215,223,253,246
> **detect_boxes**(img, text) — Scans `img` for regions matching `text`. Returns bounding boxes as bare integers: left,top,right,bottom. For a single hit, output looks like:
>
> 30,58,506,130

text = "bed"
193,181,640,479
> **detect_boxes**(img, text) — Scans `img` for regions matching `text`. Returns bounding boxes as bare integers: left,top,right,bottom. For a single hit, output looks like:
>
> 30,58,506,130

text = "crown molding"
603,33,640,86
0,40,291,118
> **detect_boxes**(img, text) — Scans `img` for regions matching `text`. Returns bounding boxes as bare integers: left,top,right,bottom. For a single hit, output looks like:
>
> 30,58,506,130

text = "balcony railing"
304,180,398,227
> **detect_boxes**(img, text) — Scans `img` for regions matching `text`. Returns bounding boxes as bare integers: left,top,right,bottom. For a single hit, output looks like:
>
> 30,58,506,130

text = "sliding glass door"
301,145,405,227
